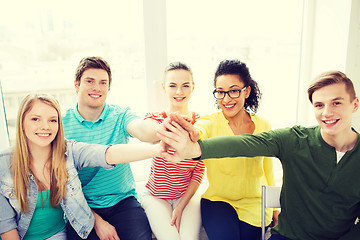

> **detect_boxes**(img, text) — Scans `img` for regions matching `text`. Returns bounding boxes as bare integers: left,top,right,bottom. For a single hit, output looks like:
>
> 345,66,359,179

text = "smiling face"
312,83,359,139
215,74,250,119
163,69,194,109
23,100,59,151
75,68,110,111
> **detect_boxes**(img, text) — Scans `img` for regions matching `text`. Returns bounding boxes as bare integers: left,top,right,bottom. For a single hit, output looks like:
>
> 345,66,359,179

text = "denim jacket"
0,139,113,239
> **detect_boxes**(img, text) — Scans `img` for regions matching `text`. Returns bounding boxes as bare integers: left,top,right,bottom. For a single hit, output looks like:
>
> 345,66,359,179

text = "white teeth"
224,104,235,108
37,133,50,137
324,120,337,124
90,94,100,98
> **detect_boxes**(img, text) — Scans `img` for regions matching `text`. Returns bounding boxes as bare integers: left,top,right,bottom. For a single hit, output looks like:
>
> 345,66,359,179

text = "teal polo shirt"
62,103,140,208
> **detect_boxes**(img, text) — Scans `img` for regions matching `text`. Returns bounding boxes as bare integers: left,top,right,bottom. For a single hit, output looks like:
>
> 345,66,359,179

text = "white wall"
297,0,360,129
143,0,168,113
346,0,360,131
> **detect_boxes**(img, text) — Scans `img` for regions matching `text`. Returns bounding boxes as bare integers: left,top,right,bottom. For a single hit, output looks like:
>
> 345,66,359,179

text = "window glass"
166,0,303,129
0,0,145,143
166,0,303,185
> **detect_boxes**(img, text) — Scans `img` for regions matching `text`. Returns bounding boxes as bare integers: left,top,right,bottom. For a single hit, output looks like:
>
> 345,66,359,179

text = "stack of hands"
156,112,202,163
157,112,280,228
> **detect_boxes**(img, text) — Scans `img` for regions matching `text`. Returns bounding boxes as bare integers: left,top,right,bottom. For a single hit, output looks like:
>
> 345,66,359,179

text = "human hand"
93,213,120,240
157,119,202,162
170,206,184,232
270,210,280,227
0,228,21,240
170,112,192,123
158,117,180,162
169,112,200,142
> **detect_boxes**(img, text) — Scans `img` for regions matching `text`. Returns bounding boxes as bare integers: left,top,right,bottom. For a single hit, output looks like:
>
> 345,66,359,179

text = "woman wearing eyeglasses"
193,59,278,240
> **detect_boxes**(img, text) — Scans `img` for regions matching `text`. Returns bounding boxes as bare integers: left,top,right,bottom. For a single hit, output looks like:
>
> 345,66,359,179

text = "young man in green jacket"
158,70,360,240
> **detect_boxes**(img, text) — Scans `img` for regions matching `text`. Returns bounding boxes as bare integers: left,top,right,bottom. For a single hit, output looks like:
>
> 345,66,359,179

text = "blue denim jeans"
201,198,264,240
66,196,152,240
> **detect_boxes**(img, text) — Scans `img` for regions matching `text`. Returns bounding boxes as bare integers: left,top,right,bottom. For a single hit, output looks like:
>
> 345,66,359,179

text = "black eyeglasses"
212,86,247,99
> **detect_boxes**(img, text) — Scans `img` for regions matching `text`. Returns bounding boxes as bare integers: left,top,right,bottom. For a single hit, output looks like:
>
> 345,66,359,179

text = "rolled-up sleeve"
66,139,115,170
0,194,17,235
190,160,205,185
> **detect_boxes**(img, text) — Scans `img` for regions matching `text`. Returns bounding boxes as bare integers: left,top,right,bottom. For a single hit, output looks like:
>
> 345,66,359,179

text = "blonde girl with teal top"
0,93,163,240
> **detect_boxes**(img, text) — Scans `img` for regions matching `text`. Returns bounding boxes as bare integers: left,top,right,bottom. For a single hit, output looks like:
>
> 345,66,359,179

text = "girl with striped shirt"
140,62,205,240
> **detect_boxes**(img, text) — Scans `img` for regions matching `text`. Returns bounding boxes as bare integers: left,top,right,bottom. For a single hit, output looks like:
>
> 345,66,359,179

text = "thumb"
170,214,175,226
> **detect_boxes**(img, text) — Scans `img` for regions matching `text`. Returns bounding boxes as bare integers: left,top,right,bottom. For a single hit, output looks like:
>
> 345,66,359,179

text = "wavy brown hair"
12,93,67,212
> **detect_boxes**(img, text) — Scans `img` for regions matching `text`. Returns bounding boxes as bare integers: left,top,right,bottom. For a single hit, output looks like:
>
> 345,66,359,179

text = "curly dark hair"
214,59,261,113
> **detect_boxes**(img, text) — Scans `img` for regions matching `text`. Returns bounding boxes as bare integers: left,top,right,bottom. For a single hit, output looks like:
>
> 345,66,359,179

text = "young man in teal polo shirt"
63,56,157,240
159,70,360,240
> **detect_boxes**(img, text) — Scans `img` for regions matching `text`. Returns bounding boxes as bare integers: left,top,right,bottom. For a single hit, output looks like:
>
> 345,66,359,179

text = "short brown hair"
75,56,112,86
307,71,356,103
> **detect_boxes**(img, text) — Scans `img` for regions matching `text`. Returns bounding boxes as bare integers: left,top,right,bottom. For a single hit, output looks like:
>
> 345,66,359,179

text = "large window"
0,0,304,185
166,0,304,129
0,0,146,143
1,1,358,185
164,0,304,186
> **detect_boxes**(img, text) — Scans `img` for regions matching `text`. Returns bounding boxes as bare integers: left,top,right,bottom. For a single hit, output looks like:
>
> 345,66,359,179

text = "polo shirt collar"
73,103,109,123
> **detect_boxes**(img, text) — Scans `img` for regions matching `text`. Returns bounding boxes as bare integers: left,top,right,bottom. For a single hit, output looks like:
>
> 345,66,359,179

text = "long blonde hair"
12,93,68,212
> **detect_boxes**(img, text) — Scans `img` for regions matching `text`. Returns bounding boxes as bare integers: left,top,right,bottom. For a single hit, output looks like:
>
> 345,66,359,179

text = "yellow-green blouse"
195,111,275,227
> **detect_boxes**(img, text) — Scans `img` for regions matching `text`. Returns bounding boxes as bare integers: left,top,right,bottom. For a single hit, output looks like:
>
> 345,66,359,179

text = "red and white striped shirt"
144,112,205,199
